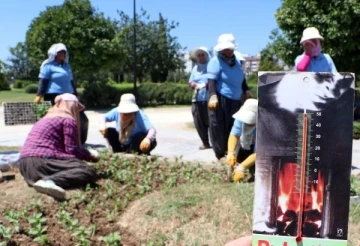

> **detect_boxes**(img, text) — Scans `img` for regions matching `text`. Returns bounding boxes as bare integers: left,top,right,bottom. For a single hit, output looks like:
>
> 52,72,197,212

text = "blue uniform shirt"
230,119,256,151
104,108,152,145
39,61,74,94
188,64,208,102
295,53,337,72
206,55,244,100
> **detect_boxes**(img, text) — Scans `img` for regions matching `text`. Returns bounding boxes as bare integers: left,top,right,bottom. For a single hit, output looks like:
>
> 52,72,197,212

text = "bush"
24,84,39,94
80,80,194,108
13,80,23,88
354,121,360,139
13,80,37,89
0,73,10,91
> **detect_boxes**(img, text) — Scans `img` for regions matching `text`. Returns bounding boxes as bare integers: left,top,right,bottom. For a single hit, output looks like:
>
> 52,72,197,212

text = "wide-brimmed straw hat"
117,93,139,113
233,99,258,124
214,33,237,52
300,27,324,44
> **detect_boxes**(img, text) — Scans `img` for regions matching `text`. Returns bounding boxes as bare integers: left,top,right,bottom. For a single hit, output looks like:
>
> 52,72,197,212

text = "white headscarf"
40,43,69,69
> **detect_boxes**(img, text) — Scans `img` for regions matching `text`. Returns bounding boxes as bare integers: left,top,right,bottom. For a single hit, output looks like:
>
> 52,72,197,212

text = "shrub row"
13,80,37,89
80,81,193,108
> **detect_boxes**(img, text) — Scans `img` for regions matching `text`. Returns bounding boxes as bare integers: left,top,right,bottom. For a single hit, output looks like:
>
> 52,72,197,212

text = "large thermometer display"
252,72,355,246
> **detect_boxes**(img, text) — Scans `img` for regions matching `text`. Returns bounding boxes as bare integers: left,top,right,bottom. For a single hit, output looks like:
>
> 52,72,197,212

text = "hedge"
24,84,39,94
80,82,193,108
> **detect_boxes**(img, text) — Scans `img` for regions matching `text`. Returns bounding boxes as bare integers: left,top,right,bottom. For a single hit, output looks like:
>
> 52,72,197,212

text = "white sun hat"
214,33,238,52
234,50,245,61
117,93,139,113
190,46,211,60
300,27,324,44
233,99,258,124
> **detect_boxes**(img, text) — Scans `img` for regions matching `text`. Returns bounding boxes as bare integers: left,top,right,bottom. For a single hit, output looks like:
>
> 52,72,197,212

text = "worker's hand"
99,129,107,138
233,166,245,183
139,138,151,152
224,236,252,246
227,152,236,166
208,95,218,110
88,149,100,162
34,96,42,104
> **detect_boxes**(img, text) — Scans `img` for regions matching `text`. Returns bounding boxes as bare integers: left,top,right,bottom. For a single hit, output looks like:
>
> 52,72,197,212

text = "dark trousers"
209,94,242,159
19,157,98,189
105,128,157,155
43,93,89,145
192,102,210,147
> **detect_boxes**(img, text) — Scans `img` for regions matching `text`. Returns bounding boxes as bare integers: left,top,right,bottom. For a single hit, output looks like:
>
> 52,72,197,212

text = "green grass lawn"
0,89,34,104
0,88,84,104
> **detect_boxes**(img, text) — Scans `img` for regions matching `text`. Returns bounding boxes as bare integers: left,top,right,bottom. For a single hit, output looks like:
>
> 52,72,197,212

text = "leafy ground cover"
0,150,360,245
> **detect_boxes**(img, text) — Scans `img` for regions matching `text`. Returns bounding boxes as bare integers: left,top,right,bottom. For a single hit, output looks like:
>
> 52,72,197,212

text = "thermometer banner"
252,72,355,245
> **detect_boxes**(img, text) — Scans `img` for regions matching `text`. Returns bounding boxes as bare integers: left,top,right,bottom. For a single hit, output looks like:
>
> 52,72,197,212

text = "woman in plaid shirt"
19,94,99,200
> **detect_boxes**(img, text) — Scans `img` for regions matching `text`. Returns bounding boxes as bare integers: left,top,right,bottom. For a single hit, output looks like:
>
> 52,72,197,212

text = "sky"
0,0,281,62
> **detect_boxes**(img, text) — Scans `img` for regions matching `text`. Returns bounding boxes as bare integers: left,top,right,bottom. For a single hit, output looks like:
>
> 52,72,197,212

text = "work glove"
233,165,246,183
208,95,219,110
34,96,42,104
227,134,239,166
88,149,100,162
139,138,151,152
99,128,107,138
195,83,206,90
241,153,256,169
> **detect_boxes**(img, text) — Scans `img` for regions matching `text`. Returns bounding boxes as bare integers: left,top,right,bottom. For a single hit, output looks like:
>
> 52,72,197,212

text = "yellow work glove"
139,138,151,152
233,165,246,182
99,129,107,137
34,96,42,103
208,95,219,111
227,134,239,166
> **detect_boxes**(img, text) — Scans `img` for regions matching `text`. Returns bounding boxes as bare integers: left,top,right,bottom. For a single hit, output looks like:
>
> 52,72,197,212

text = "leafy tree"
258,41,283,72
25,0,118,79
272,0,360,74
0,62,10,91
6,42,38,80
115,9,185,82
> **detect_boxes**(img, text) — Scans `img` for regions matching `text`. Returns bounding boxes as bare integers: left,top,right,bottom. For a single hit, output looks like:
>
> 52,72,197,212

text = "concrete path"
1,106,360,174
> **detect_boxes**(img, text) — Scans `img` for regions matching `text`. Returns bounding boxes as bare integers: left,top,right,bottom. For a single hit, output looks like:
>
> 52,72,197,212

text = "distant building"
243,54,260,76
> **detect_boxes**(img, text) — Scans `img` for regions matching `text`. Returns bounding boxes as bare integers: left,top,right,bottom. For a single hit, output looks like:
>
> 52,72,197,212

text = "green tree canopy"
272,0,360,74
25,0,118,78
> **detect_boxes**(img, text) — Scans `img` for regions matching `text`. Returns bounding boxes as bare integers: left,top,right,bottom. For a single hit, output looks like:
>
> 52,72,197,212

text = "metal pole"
133,0,137,98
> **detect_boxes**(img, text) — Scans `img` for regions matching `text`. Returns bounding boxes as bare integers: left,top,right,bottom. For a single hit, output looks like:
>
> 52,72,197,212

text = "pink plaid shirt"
20,117,91,161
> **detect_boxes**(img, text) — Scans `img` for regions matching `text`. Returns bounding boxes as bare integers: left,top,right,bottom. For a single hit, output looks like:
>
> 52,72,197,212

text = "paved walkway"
1,106,360,174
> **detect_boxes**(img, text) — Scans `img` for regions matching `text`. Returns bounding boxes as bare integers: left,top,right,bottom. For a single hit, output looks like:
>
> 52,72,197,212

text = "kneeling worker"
227,99,258,182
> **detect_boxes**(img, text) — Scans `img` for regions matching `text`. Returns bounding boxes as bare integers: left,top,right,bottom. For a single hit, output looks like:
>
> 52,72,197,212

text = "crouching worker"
227,99,258,182
99,93,157,155
19,94,100,201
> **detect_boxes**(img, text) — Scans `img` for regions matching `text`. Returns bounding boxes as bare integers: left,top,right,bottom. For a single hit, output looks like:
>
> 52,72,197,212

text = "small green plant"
32,103,50,121
0,225,12,243
101,232,122,246
72,226,92,246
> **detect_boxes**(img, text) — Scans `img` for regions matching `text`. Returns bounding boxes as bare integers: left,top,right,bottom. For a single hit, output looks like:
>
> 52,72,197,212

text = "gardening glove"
195,83,206,90
233,165,246,183
99,128,107,137
208,95,219,110
139,138,151,152
34,96,42,104
227,134,239,166
88,149,100,162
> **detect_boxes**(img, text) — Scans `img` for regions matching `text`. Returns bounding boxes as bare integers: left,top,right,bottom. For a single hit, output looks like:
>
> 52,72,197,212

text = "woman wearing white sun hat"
227,99,257,183
99,94,157,154
188,46,212,150
295,27,337,72
206,33,247,160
